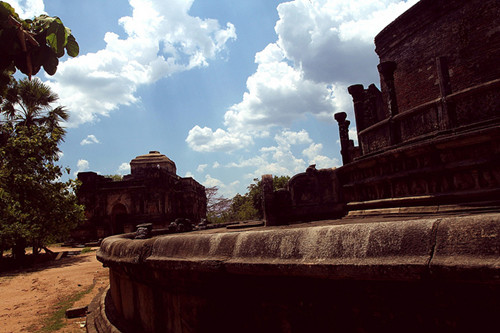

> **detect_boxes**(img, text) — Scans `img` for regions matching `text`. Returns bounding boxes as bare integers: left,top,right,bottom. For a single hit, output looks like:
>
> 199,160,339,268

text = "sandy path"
0,249,109,333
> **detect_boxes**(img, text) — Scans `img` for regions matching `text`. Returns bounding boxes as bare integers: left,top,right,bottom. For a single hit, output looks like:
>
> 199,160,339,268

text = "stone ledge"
97,213,500,283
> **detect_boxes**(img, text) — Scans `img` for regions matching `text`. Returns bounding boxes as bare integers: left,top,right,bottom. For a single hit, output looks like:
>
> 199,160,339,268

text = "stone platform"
89,212,500,332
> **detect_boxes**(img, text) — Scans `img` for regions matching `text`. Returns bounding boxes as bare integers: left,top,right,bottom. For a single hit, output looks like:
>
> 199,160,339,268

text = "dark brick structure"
74,151,206,241
264,0,500,222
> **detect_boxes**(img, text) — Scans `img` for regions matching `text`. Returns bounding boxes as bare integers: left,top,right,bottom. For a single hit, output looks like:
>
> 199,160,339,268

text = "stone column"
378,61,400,145
348,84,366,132
334,112,351,165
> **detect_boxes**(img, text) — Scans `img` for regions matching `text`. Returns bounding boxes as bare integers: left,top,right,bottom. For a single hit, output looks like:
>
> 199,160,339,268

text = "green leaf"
65,34,79,57
45,18,66,57
0,1,18,21
42,53,58,76
32,14,54,31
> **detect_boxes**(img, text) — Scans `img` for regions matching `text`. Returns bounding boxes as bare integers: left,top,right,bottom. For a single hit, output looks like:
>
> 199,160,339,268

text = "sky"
11,0,418,198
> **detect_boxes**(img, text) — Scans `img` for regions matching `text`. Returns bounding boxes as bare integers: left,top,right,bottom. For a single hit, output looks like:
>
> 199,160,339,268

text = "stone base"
93,213,500,332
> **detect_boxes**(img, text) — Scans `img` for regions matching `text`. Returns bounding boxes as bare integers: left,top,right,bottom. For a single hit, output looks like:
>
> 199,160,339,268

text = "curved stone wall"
91,213,500,332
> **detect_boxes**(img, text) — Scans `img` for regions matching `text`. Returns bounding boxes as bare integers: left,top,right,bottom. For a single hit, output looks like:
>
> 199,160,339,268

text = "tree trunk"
13,239,26,261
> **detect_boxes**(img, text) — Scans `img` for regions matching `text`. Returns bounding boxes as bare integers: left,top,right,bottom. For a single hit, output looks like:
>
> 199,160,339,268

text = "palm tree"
0,78,68,136
0,78,74,260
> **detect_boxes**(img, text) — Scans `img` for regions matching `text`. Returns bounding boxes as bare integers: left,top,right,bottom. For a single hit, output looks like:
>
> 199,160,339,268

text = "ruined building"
89,0,500,332
74,151,206,241
263,0,500,224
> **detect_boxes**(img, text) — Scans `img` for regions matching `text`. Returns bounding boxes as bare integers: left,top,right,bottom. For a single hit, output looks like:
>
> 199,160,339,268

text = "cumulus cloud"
80,134,100,146
275,0,418,84
74,159,90,176
302,143,339,168
225,129,339,187
117,162,131,175
8,0,45,18
186,126,252,152
41,0,236,126
196,164,208,173
202,174,240,198
198,128,340,197
186,0,416,153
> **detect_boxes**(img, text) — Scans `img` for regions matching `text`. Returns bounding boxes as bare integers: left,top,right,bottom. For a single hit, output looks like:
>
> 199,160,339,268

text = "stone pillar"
261,174,277,226
378,61,400,145
334,112,352,165
348,84,366,132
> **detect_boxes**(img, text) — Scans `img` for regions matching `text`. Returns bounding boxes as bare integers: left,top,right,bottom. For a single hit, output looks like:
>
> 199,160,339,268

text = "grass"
80,247,94,254
38,283,95,332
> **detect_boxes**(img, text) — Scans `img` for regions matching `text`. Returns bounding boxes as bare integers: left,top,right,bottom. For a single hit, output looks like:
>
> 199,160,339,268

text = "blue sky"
11,0,418,197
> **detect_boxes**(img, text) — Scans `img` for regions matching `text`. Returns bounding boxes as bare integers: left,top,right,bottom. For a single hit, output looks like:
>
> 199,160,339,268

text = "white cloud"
74,159,90,176
275,0,418,84
275,129,312,148
117,162,131,175
185,171,194,178
200,129,340,197
196,164,208,173
212,161,220,168
187,0,415,153
8,0,45,18
80,134,100,146
43,0,236,127
349,127,358,145
302,143,340,168
224,129,339,190
202,174,240,198
186,126,252,152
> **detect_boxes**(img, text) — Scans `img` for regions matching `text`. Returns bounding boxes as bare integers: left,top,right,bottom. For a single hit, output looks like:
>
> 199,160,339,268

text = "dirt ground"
0,247,109,333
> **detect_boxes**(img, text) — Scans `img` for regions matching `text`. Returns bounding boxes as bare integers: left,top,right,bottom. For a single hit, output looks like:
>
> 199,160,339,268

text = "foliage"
80,247,94,254
0,1,79,97
230,193,258,221
244,176,290,219
205,176,290,223
103,174,123,181
205,186,233,223
0,78,84,259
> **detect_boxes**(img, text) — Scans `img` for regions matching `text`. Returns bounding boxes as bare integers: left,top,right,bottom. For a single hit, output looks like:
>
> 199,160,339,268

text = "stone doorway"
111,204,128,234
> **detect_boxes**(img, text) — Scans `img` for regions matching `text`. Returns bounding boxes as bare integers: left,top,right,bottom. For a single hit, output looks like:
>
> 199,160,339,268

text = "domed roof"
130,151,176,175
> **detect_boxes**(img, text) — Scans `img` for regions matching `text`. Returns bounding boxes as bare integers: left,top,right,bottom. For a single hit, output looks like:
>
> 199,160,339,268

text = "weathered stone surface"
93,213,500,332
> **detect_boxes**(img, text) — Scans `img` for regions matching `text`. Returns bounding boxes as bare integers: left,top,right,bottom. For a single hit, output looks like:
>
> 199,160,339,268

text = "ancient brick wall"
375,0,500,112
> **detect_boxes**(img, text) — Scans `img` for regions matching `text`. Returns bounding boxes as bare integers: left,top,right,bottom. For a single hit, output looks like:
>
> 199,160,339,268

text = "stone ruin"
87,0,500,332
263,0,500,224
73,151,206,242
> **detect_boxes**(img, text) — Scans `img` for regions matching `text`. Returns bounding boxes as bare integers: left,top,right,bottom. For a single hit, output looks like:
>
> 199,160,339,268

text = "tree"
205,176,291,224
102,174,123,181
0,78,84,260
230,193,258,221
242,176,290,219
0,1,79,98
205,186,232,223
